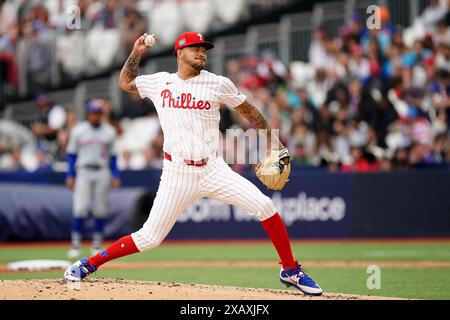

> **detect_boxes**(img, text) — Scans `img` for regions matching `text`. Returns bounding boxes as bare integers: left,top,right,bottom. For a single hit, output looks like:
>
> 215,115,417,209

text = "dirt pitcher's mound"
0,279,401,300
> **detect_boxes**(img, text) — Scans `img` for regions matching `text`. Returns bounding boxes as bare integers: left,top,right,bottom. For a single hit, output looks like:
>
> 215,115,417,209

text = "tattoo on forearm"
120,52,141,92
235,101,268,130
124,53,140,79
235,100,283,149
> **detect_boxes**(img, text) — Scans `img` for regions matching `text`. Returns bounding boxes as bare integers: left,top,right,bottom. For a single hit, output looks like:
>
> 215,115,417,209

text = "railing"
312,0,346,38
280,12,313,64
3,0,426,125
212,34,250,74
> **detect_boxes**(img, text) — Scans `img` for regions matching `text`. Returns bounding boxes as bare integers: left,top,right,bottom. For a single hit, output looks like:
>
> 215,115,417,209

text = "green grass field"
1,241,450,299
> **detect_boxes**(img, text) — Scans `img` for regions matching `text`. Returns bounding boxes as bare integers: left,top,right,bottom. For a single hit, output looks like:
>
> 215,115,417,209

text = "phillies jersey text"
135,70,246,160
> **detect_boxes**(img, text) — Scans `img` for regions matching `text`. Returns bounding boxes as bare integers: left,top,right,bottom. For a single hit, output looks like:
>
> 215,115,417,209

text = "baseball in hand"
144,34,156,47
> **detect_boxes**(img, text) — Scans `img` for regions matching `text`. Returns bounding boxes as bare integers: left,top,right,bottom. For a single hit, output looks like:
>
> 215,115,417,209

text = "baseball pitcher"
66,99,121,258
64,32,322,296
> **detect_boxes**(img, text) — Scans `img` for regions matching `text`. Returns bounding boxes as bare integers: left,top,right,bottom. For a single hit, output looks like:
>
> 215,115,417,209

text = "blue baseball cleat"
279,265,323,296
64,258,96,282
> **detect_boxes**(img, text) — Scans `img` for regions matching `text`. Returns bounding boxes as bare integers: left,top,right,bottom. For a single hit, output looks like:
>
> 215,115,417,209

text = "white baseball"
144,34,156,47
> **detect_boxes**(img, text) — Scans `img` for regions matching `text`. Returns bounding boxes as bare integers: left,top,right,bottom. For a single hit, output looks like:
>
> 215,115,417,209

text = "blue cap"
87,99,104,113
352,11,362,22
35,92,49,103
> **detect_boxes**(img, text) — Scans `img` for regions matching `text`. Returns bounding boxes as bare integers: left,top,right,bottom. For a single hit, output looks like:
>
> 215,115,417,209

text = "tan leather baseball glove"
255,148,291,190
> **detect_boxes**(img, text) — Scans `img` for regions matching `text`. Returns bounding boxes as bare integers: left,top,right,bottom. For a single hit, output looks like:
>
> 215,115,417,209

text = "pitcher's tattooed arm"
119,52,141,94
235,100,268,129
119,33,155,94
235,100,284,149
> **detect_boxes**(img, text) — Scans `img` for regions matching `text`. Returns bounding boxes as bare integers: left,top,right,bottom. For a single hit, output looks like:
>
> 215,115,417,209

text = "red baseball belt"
164,152,209,167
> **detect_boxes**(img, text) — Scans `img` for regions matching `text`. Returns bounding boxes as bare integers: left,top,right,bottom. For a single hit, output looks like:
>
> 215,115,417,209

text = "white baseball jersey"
135,70,246,160
67,122,117,168
130,69,277,252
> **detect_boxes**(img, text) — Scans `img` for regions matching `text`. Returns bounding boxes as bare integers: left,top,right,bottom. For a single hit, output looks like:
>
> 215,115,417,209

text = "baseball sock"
71,218,84,249
261,212,298,270
92,218,105,250
88,235,139,269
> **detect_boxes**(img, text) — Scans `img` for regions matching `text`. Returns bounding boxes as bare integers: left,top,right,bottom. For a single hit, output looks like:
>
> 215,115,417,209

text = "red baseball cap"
174,31,214,54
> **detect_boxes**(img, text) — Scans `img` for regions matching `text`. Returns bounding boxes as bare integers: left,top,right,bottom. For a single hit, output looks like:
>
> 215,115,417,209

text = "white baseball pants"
131,153,277,251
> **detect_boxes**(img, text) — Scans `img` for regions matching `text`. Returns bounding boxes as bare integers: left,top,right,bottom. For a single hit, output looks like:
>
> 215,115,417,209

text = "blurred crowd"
0,0,166,101
0,0,287,106
225,2,450,172
1,1,450,173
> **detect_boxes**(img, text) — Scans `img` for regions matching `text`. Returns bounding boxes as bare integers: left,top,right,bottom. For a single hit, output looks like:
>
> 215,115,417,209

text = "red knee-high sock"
261,213,298,270
88,235,139,269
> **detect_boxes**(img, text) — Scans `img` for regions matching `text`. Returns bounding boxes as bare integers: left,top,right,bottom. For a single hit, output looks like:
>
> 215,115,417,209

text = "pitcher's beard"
192,63,204,72
191,59,206,72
